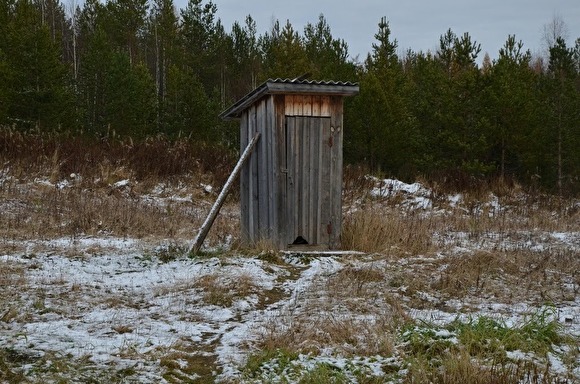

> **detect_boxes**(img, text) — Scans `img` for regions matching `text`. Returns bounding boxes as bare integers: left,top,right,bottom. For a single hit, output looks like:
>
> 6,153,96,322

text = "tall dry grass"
0,128,240,245
341,205,433,256
0,127,236,186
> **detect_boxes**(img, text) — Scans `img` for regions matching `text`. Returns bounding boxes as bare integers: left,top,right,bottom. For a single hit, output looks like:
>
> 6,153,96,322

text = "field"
0,136,579,383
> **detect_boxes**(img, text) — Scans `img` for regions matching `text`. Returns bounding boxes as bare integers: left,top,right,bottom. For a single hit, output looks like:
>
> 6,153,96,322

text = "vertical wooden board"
295,95,304,116
312,96,321,117
286,94,303,116
303,95,312,116
294,116,301,240
275,96,287,248
301,116,310,243
308,116,318,244
320,96,331,117
316,117,324,245
267,96,277,241
257,99,269,239
284,95,294,115
239,112,249,244
248,105,258,242
319,117,332,248
329,97,344,249
287,116,298,244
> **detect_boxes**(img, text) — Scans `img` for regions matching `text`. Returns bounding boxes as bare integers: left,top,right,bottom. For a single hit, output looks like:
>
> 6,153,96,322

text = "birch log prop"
189,132,261,255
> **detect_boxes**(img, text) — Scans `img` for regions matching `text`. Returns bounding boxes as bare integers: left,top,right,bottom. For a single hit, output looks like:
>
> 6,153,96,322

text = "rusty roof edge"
219,78,359,120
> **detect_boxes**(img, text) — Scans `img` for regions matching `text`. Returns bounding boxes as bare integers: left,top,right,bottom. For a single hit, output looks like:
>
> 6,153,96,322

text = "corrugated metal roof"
220,78,359,120
266,78,359,87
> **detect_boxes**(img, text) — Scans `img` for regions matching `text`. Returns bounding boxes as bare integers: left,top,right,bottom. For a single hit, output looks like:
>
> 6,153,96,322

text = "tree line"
0,0,579,193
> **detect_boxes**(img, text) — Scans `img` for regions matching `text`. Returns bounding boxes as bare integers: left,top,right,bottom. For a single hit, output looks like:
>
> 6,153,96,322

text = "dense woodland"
1,0,579,194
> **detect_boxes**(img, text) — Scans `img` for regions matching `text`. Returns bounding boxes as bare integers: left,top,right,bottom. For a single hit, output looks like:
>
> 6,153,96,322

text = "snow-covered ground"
0,176,578,382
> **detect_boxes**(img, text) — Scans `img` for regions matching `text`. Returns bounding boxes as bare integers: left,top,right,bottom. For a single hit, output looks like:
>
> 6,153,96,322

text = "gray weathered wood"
315,117,323,245
248,105,258,240
239,112,249,243
308,116,318,244
330,96,343,249
302,116,311,242
275,95,286,249
221,80,358,120
320,117,331,248
312,95,321,116
257,99,268,239
220,79,358,250
190,133,261,254
267,96,277,242
301,116,310,242
287,116,297,244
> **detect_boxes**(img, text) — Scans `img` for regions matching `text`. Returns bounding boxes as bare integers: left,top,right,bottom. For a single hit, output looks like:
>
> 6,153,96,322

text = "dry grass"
0,260,28,323
257,313,397,357
341,206,433,255
194,273,258,307
0,182,197,239
429,248,580,304
405,349,558,384
0,128,240,246
0,127,236,184
1,129,579,382
252,258,408,359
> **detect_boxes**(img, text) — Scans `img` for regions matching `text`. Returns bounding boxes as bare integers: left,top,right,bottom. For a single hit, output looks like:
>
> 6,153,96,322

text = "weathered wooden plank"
257,99,268,240
320,96,331,117
320,117,332,248
274,96,287,248
286,116,296,244
220,81,359,120
294,116,302,241
316,117,324,245
285,95,327,117
296,95,305,116
312,96,321,116
308,116,318,244
248,105,258,241
239,112,249,244
303,95,312,116
284,95,294,116
267,95,277,241
329,96,344,249
301,116,310,243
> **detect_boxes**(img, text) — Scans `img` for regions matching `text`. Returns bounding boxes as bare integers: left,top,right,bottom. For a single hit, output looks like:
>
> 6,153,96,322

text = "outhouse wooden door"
284,116,333,247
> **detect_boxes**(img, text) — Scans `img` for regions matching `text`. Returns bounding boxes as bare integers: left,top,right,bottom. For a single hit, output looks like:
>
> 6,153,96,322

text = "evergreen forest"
1,0,579,194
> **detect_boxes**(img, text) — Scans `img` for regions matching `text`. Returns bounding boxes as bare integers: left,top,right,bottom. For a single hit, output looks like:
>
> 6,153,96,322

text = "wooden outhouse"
220,78,359,250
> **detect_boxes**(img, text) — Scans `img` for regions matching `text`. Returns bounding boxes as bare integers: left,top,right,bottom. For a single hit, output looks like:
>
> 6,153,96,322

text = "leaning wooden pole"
189,132,261,255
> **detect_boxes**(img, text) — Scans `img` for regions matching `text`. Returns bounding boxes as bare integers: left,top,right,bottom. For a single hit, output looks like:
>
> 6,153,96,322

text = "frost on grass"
0,174,579,383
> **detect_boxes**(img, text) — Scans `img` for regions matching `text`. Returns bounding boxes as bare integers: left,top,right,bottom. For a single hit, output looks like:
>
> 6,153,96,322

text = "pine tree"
180,0,219,93
106,0,148,65
229,15,260,99
4,0,73,131
260,19,308,78
485,35,536,183
146,0,178,134
303,14,354,79
430,30,486,176
346,17,417,175
546,37,579,194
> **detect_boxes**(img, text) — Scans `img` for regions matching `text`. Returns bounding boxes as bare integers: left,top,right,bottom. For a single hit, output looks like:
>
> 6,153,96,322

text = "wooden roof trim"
220,79,359,120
